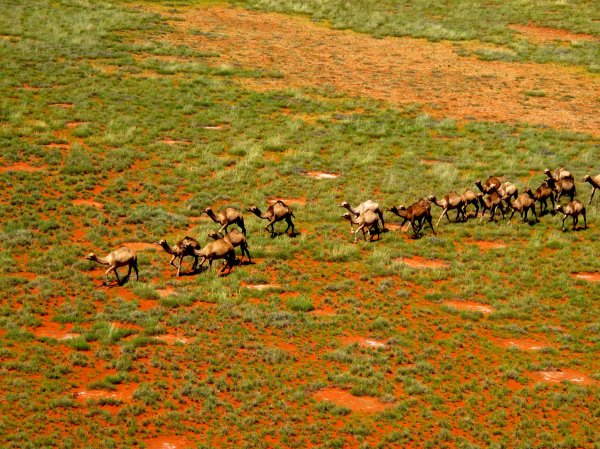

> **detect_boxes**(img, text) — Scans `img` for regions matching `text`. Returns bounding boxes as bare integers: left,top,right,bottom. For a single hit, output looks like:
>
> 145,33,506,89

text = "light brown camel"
85,247,139,285
428,192,465,226
544,167,574,182
498,182,518,201
192,239,236,275
204,206,246,235
506,188,538,223
545,177,576,202
387,200,435,237
476,187,506,223
582,174,600,204
156,236,200,276
533,181,555,215
556,201,587,232
474,176,502,194
341,211,381,243
248,200,295,237
460,189,480,218
339,200,385,232
208,230,251,264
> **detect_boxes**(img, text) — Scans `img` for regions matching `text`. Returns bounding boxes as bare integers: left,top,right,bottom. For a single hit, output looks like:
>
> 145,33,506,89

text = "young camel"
156,236,200,276
506,188,538,223
192,239,237,275
498,182,518,201
339,200,385,233
204,207,246,236
85,247,139,285
545,177,576,202
582,174,600,204
207,230,251,264
248,201,295,237
387,200,435,237
533,181,555,215
341,211,381,243
476,187,506,223
428,192,465,226
544,167,574,182
474,176,502,194
556,201,587,232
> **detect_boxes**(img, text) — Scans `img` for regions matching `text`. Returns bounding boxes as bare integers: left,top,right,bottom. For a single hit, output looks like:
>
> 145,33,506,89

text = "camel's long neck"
160,242,177,255
252,209,268,220
93,255,111,266
207,211,220,223
344,204,360,215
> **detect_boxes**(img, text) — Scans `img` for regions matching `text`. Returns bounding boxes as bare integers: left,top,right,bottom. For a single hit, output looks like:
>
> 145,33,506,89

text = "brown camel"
428,192,465,226
248,200,295,237
506,188,538,223
556,201,587,232
545,177,576,202
533,181,555,215
339,200,385,232
204,206,246,235
156,236,200,276
477,187,506,223
341,211,381,243
387,200,435,237
208,230,251,264
474,176,502,194
85,247,139,285
582,174,600,204
192,239,237,275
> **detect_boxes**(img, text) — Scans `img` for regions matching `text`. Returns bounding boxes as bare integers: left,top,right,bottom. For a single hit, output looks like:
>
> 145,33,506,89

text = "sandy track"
158,5,600,135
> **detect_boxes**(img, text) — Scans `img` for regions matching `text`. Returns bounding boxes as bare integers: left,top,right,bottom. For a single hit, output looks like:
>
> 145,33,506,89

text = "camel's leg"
241,243,251,263
561,214,567,231
353,224,365,243
377,210,385,230
191,255,199,272
238,219,247,236
132,260,139,281
531,205,538,222
582,211,587,229
425,216,435,235
436,210,447,227
572,215,577,230
169,255,177,268
284,217,295,235
106,265,119,285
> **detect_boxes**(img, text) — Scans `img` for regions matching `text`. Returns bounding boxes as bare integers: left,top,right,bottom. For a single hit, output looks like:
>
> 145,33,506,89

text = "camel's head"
475,192,484,199
248,206,259,214
543,169,552,176
84,253,96,260
426,195,436,202
341,212,353,221
582,175,590,182
398,205,407,211
204,207,213,215
156,239,167,246
338,201,350,208
555,204,564,213
386,205,398,213
474,179,482,186
207,231,220,240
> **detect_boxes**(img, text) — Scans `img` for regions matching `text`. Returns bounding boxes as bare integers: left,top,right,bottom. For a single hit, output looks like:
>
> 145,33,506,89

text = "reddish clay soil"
467,240,506,250
310,305,336,317
268,197,307,205
66,121,88,128
443,300,494,315
305,171,339,179
72,199,104,208
154,5,600,135
571,272,600,282
45,142,70,149
49,103,74,108
341,336,387,349
122,242,159,251
144,437,195,449
200,124,229,130
396,256,449,269
242,283,281,290
531,369,595,385
161,138,192,145
509,24,598,44
0,163,47,173
153,334,190,344
313,388,392,413
421,159,440,165
495,338,549,351
156,287,176,297
74,383,137,402
30,322,80,340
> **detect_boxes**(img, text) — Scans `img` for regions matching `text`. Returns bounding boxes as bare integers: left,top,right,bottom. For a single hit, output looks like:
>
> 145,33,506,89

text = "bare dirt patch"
571,272,600,282
313,388,392,412
161,138,192,145
153,334,189,344
74,384,137,402
242,283,281,290
468,240,506,250
45,143,70,149
0,163,47,173
305,171,339,179
268,197,306,205
495,338,549,351
156,287,176,298
66,121,88,128
49,103,74,108
396,256,448,269
144,437,195,449
341,336,387,349
156,5,600,135
509,24,598,44
122,242,158,251
72,199,103,208
443,300,494,315
531,369,594,385
310,305,336,317
30,323,80,340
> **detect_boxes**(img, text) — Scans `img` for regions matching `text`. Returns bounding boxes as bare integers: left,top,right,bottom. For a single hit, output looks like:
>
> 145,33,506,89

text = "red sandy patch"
45,143,70,149
313,388,392,412
74,384,137,402
30,322,80,340
421,159,440,165
444,300,494,315
49,103,74,108
531,369,594,386
496,338,549,351
122,242,158,251
153,334,190,344
66,121,88,128
341,336,387,349
200,124,229,130
72,199,103,208
144,437,195,449
468,240,506,250
156,287,176,298
396,256,448,269
268,197,306,205
0,163,47,173
242,283,281,290
571,272,600,282
305,171,339,179
310,306,336,317
156,5,600,135
161,138,192,145
509,24,598,44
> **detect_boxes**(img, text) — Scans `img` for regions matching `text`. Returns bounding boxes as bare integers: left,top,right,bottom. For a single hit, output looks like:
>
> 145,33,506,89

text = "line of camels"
85,168,599,285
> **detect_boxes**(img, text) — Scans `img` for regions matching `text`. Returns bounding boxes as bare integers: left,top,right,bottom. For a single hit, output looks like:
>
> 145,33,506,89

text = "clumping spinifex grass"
0,1,599,448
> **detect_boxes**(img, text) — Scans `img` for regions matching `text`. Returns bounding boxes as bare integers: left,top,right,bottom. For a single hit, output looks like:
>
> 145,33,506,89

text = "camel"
208,230,251,264
582,174,600,204
204,206,246,236
556,201,587,232
506,188,538,223
192,239,236,275
341,211,381,243
544,167,574,182
533,181,555,215
460,189,480,218
156,236,200,276
476,187,506,223
85,247,139,285
339,200,385,232
387,199,435,237
545,177,576,202
248,201,295,237
428,192,466,226
474,176,502,194
498,182,518,201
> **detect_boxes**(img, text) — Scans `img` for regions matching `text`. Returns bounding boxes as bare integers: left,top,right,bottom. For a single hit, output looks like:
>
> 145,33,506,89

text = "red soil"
531,369,594,385
571,272,600,282
72,199,103,208
341,336,387,349
396,256,448,269
268,197,307,205
467,240,506,250
313,388,392,413
305,171,339,179
74,383,138,402
161,138,192,145
153,334,190,344
156,287,176,297
45,143,70,149
144,437,195,449
242,283,281,290
495,338,549,351
0,163,47,173
66,121,88,128
122,242,159,251
509,24,598,44
310,306,336,317
443,300,494,315
49,103,74,108
30,322,80,340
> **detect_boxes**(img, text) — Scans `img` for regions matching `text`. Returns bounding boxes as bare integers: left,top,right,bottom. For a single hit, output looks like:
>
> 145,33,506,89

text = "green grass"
0,1,598,448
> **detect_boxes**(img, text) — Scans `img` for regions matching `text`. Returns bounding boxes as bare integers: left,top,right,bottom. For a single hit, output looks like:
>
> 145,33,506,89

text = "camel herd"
85,168,599,285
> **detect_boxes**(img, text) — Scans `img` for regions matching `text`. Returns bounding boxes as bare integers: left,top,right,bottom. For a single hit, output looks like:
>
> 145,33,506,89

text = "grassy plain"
0,0,598,448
